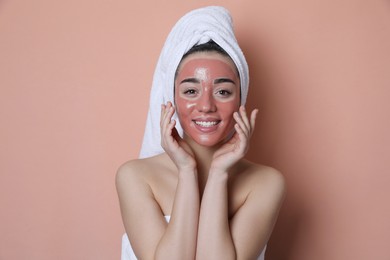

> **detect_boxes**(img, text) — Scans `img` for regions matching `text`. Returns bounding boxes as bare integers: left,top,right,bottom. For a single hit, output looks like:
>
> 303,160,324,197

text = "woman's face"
174,51,240,147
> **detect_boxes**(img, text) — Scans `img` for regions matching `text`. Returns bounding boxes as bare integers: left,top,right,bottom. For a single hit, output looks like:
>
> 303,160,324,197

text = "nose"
196,90,216,113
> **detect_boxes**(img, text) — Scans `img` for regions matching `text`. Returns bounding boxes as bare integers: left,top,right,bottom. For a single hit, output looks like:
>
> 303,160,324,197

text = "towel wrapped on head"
140,6,249,159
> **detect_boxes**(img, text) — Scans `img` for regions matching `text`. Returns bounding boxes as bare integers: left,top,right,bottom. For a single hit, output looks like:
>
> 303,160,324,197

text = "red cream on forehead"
176,57,238,84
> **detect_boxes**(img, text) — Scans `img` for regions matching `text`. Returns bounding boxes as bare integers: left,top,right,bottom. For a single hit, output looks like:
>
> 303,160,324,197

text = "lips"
193,120,219,127
192,119,221,133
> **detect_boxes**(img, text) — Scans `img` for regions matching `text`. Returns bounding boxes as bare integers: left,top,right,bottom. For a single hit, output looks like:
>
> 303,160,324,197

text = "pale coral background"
1,0,389,259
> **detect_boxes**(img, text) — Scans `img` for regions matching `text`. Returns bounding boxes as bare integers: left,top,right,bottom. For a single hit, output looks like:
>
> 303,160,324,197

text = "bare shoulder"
115,153,178,216
115,157,150,187
247,161,285,192
115,153,170,193
228,161,286,258
232,160,285,192
229,160,286,216
116,158,149,202
247,161,285,201
116,154,167,184
115,154,176,257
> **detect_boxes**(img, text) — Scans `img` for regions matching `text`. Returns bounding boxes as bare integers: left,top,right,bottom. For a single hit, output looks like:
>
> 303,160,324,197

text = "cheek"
185,103,196,109
218,100,240,118
175,98,196,119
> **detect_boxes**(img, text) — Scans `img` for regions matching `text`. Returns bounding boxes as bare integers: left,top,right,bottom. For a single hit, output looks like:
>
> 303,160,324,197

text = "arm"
116,102,200,260
196,107,285,259
229,167,285,259
155,102,200,259
196,106,253,259
155,167,199,260
196,167,285,260
196,169,235,259
117,161,284,260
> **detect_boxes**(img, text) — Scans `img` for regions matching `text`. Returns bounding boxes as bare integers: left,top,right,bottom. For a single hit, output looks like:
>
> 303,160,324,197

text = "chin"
189,132,231,147
193,138,221,147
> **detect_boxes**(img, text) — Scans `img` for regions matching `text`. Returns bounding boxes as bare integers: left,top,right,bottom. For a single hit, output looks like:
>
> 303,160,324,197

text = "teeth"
194,121,218,127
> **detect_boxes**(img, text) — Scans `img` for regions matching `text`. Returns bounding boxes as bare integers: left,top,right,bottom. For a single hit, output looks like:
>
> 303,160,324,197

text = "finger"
160,104,167,128
162,104,174,129
165,110,176,141
162,116,176,148
161,103,165,118
166,101,173,111
166,107,177,134
171,121,182,145
166,102,175,120
161,103,171,125
161,104,175,146
166,118,176,139
250,109,259,135
234,111,249,137
234,123,248,153
239,106,251,130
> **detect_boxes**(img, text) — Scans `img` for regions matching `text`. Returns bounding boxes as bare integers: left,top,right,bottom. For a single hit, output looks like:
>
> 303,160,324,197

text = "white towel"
139,6,249,158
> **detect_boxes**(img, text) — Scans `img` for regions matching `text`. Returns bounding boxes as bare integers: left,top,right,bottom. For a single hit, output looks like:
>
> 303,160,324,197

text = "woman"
116,6,285,260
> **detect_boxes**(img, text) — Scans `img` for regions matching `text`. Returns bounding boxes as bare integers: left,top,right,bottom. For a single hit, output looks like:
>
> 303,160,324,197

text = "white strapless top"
121,216,266,260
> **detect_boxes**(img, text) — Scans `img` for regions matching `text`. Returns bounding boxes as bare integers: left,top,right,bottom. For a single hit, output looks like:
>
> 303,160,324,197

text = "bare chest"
148,169,249,217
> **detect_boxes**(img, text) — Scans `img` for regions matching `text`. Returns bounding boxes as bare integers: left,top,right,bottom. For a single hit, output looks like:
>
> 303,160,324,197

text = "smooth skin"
116,52,285,260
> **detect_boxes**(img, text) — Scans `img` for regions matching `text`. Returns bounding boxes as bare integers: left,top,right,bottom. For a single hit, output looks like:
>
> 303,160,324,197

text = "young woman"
116,7,285,260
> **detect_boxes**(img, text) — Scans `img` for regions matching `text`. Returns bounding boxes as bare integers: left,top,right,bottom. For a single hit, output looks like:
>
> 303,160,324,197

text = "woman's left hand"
210,106,258,174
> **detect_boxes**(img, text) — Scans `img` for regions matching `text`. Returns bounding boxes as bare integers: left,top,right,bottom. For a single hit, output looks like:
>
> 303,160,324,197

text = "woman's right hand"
160,102,196,171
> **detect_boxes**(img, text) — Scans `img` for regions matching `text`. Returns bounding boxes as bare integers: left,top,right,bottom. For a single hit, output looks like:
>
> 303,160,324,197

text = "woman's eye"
183,89,197,95
217,90,232,96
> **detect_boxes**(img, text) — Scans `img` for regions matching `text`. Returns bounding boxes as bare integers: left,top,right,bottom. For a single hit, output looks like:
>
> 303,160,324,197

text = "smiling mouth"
193,120,220,127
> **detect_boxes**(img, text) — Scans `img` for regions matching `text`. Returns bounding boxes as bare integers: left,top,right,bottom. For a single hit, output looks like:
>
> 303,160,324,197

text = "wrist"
174,158,196,173
178,166,198,178
209,162,231,174
209,167,229,178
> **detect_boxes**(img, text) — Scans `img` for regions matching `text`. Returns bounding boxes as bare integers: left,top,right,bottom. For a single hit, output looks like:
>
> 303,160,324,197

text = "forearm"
155,168,200,260
196,170,236,260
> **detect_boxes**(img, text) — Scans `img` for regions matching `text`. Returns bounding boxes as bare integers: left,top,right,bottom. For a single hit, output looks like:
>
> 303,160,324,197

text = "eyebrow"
214,78,235,84
180,78,235,85
180,78,200,84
